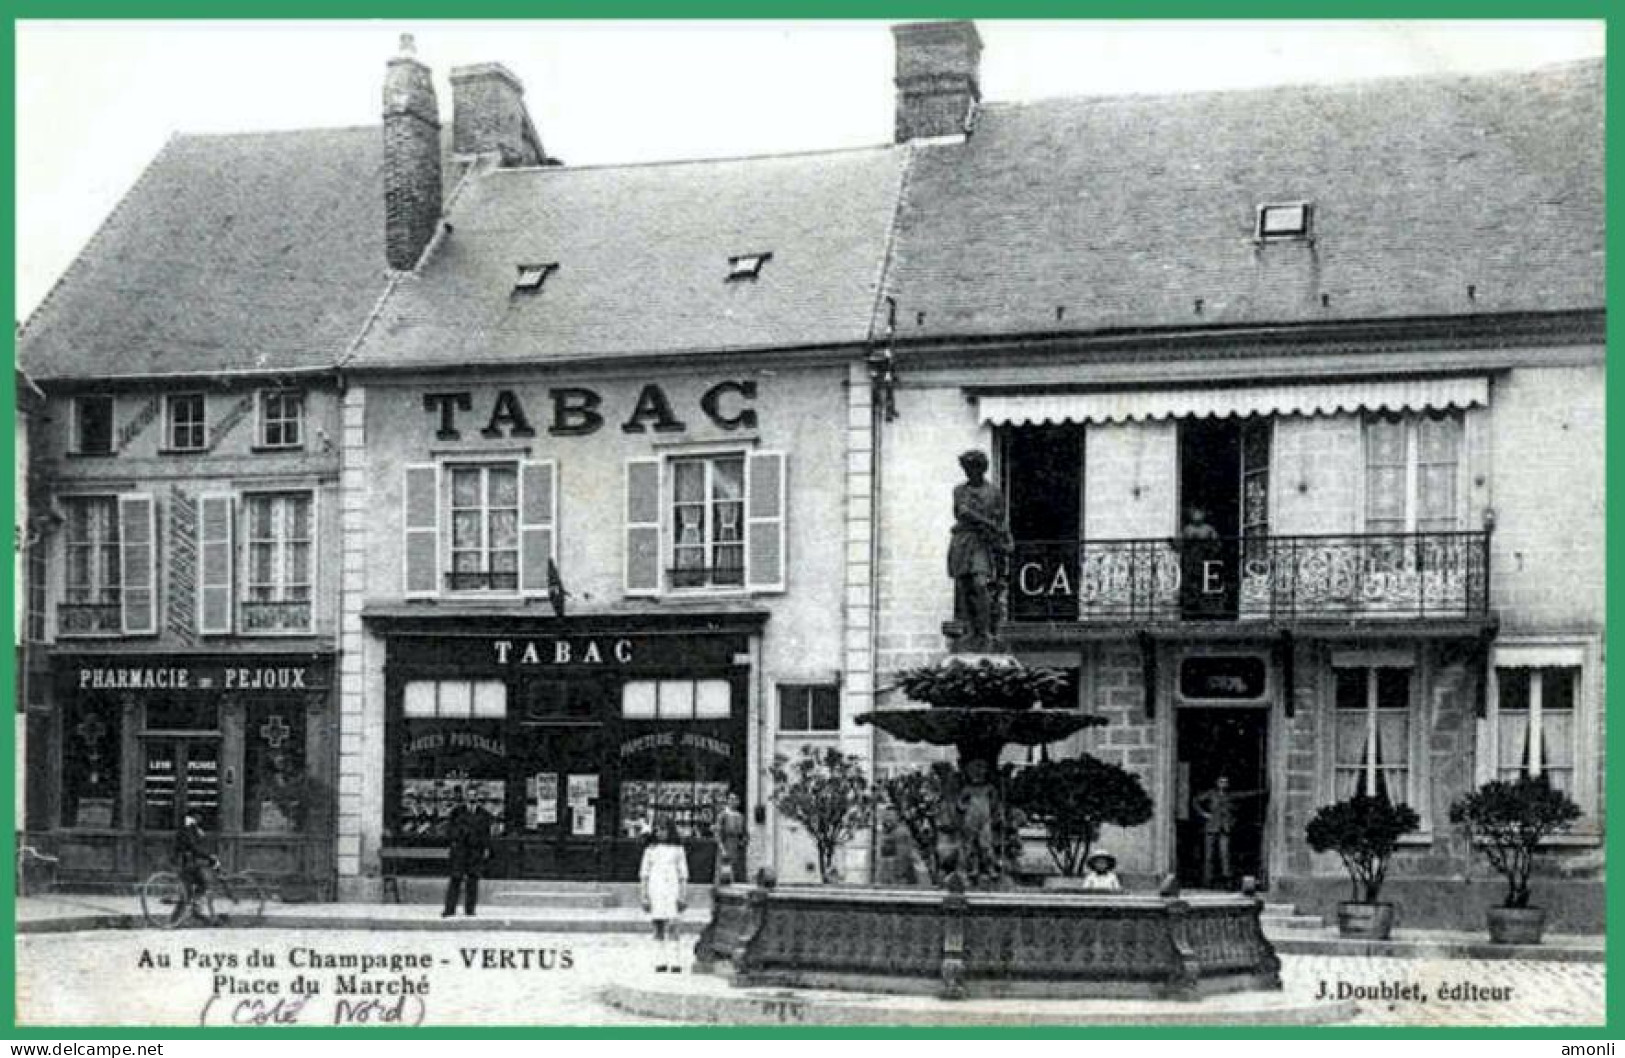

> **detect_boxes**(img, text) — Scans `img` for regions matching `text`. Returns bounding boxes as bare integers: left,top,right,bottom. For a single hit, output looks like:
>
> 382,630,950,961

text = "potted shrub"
1448,776,1581,944
1304,794,1421,939
768,746,877,883
1007,754,1153,883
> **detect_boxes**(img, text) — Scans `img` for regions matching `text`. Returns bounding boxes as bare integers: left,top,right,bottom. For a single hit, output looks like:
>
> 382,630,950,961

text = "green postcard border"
2,2,1615,1040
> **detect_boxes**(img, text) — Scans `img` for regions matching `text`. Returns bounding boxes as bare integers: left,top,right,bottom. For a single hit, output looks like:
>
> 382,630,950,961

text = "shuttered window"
518,461,558,598
403,461,556,598
197,494,235,635
625,451,787,596
403,464,440,598
117,494,158,635
242,492,314,633
61,496,122,636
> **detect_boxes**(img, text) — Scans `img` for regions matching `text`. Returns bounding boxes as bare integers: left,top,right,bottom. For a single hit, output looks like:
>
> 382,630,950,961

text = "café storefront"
35,652,335,893
373,611,760,882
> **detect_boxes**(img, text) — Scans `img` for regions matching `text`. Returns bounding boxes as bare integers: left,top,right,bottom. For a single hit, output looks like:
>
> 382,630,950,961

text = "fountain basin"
695,883,1282,1001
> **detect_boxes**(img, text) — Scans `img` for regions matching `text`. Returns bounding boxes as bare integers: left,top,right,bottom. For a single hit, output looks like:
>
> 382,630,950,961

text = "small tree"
1304,795,1421,903
769,746,877,883
1007,755,1153,876
880,762,954,884
1449,776,1581,909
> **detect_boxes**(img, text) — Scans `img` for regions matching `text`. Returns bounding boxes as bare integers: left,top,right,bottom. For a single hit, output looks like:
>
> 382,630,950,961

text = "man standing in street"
442,788,493,917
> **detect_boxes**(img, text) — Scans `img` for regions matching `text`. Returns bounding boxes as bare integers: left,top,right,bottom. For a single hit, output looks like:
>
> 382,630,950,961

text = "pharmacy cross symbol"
259,715,291,749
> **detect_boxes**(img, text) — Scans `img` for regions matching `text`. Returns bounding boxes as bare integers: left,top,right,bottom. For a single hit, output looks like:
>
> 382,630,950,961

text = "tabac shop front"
369,612,760,882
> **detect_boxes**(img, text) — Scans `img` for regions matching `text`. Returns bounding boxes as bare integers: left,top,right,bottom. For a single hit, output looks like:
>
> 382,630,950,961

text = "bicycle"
139,864,268,929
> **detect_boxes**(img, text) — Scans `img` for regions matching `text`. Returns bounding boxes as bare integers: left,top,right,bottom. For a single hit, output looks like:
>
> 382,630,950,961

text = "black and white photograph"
12,19,1606,1029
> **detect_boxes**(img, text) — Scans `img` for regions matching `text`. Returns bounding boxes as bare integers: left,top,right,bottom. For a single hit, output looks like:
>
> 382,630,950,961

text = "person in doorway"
713,792,748,885
640,820,691,973
1080,849,1122,891
442,787,493,918
1180,505,1224,617
172,811,218,924
1192,775,1264,888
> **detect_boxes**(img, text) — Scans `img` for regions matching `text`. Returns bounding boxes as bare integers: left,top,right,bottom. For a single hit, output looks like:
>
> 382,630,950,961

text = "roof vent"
727,253,772,281
1257,202,1313,243
513,262,557,294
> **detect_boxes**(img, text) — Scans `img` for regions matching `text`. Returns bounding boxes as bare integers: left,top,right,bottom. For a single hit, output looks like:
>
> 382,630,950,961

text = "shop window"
1333,664,1414,805
621,679,732,720
778,684,840,733
448,464,520,592
670,455,746,589
166,393,207,452
403,679,507,719
1364,412,1461,534
61,494,157,637
259,390,304,449
1486,645,1591,819
75,395,114,455
61,698,120,828
242,492,314,634
244,704,308,833
398,677,508,840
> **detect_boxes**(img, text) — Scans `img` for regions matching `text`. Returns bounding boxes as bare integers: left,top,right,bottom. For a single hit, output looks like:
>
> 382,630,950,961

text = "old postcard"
12,19,1606,1030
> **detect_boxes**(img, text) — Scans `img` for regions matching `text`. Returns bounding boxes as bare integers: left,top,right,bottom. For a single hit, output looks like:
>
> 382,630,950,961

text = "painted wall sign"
403,729,508,757
1178,657,1269,701
73,662,323,693
117,397,162,451
619,730,733,759
493,638,634,666
422,380,758,441
208,393,257,452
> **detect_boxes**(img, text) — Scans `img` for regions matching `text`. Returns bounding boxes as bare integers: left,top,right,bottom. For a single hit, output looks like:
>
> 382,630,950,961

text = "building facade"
330,45,903,895
13,124,395,892
869,24,1605,929
17,24,1604,927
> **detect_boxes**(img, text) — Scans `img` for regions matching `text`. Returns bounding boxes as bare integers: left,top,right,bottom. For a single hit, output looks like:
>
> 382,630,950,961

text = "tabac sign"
423,380,759,440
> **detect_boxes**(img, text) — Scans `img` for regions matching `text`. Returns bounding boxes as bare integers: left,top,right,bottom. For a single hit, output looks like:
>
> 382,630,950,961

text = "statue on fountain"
948,449,1012,654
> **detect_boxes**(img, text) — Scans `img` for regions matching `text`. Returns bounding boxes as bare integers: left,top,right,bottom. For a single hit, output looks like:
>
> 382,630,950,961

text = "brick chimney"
892,21,982,143
450,63,547,166
383,34,442,272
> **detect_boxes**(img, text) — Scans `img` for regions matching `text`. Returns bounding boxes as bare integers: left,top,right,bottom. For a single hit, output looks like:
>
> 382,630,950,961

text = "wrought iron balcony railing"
57,601,123,635
1008,531,1490,624
240,599,313,634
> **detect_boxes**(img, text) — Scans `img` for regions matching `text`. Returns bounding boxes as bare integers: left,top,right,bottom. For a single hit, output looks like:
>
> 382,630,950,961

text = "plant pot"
1486,906,1546,945
1336,901,1396,939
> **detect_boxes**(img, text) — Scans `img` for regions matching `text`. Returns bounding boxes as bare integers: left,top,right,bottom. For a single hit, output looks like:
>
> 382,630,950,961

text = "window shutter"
747,451,787,592
197,493,235,635
404,464,440,599
519,460,558,597
118,493,157,634
625,458,662,597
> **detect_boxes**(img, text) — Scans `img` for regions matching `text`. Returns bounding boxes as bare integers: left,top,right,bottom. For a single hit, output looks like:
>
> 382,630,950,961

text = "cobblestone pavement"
15,929,1605,1028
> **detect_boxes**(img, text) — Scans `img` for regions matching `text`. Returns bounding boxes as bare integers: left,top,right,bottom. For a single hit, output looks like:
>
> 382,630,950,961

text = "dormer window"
727,253,772,281
1257,202,1313,242
513,262,557,294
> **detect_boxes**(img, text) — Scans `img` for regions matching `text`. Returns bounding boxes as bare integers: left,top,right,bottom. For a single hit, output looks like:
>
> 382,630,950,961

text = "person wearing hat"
1081,848,1121,891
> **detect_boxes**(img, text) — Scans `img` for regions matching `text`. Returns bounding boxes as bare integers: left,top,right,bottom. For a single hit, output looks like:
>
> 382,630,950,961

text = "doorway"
1177,419,1269,619
1002,424,1084,621
1175,708,1269,889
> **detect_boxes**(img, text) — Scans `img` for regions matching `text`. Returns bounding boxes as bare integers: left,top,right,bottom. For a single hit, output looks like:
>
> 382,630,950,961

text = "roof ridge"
169,123,380,141
479,140,902,177
17,132,181,353
977,54,1604,113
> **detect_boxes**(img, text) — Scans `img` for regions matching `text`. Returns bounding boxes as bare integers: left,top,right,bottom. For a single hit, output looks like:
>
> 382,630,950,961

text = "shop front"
375,612,760,882
34,652,335,893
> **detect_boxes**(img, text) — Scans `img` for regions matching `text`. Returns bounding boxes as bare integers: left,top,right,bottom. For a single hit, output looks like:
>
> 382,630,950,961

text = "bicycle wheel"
211,873,267,926
139,872,192,930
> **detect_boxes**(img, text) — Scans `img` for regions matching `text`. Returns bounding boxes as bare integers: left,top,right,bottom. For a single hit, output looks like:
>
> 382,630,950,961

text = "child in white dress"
640,820,690,972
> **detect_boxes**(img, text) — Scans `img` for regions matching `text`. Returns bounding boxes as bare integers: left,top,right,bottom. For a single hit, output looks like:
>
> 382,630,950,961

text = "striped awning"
977,376,1490,426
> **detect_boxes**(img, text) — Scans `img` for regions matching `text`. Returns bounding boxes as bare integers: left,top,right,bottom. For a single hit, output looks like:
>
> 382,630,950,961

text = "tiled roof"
346,145,908,369
18,127,392,381
880,59,1604,342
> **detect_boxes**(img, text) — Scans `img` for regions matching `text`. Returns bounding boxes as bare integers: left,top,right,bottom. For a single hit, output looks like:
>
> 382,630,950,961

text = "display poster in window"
566,773,599,805
571,803,596,837
526,772,559,828
400,777,506,839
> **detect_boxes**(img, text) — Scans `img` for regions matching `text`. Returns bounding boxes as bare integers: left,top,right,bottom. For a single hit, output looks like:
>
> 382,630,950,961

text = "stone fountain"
694,451,1281,1000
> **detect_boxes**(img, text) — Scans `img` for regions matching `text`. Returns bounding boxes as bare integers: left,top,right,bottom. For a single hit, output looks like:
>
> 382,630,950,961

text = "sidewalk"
14,893,1605,962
